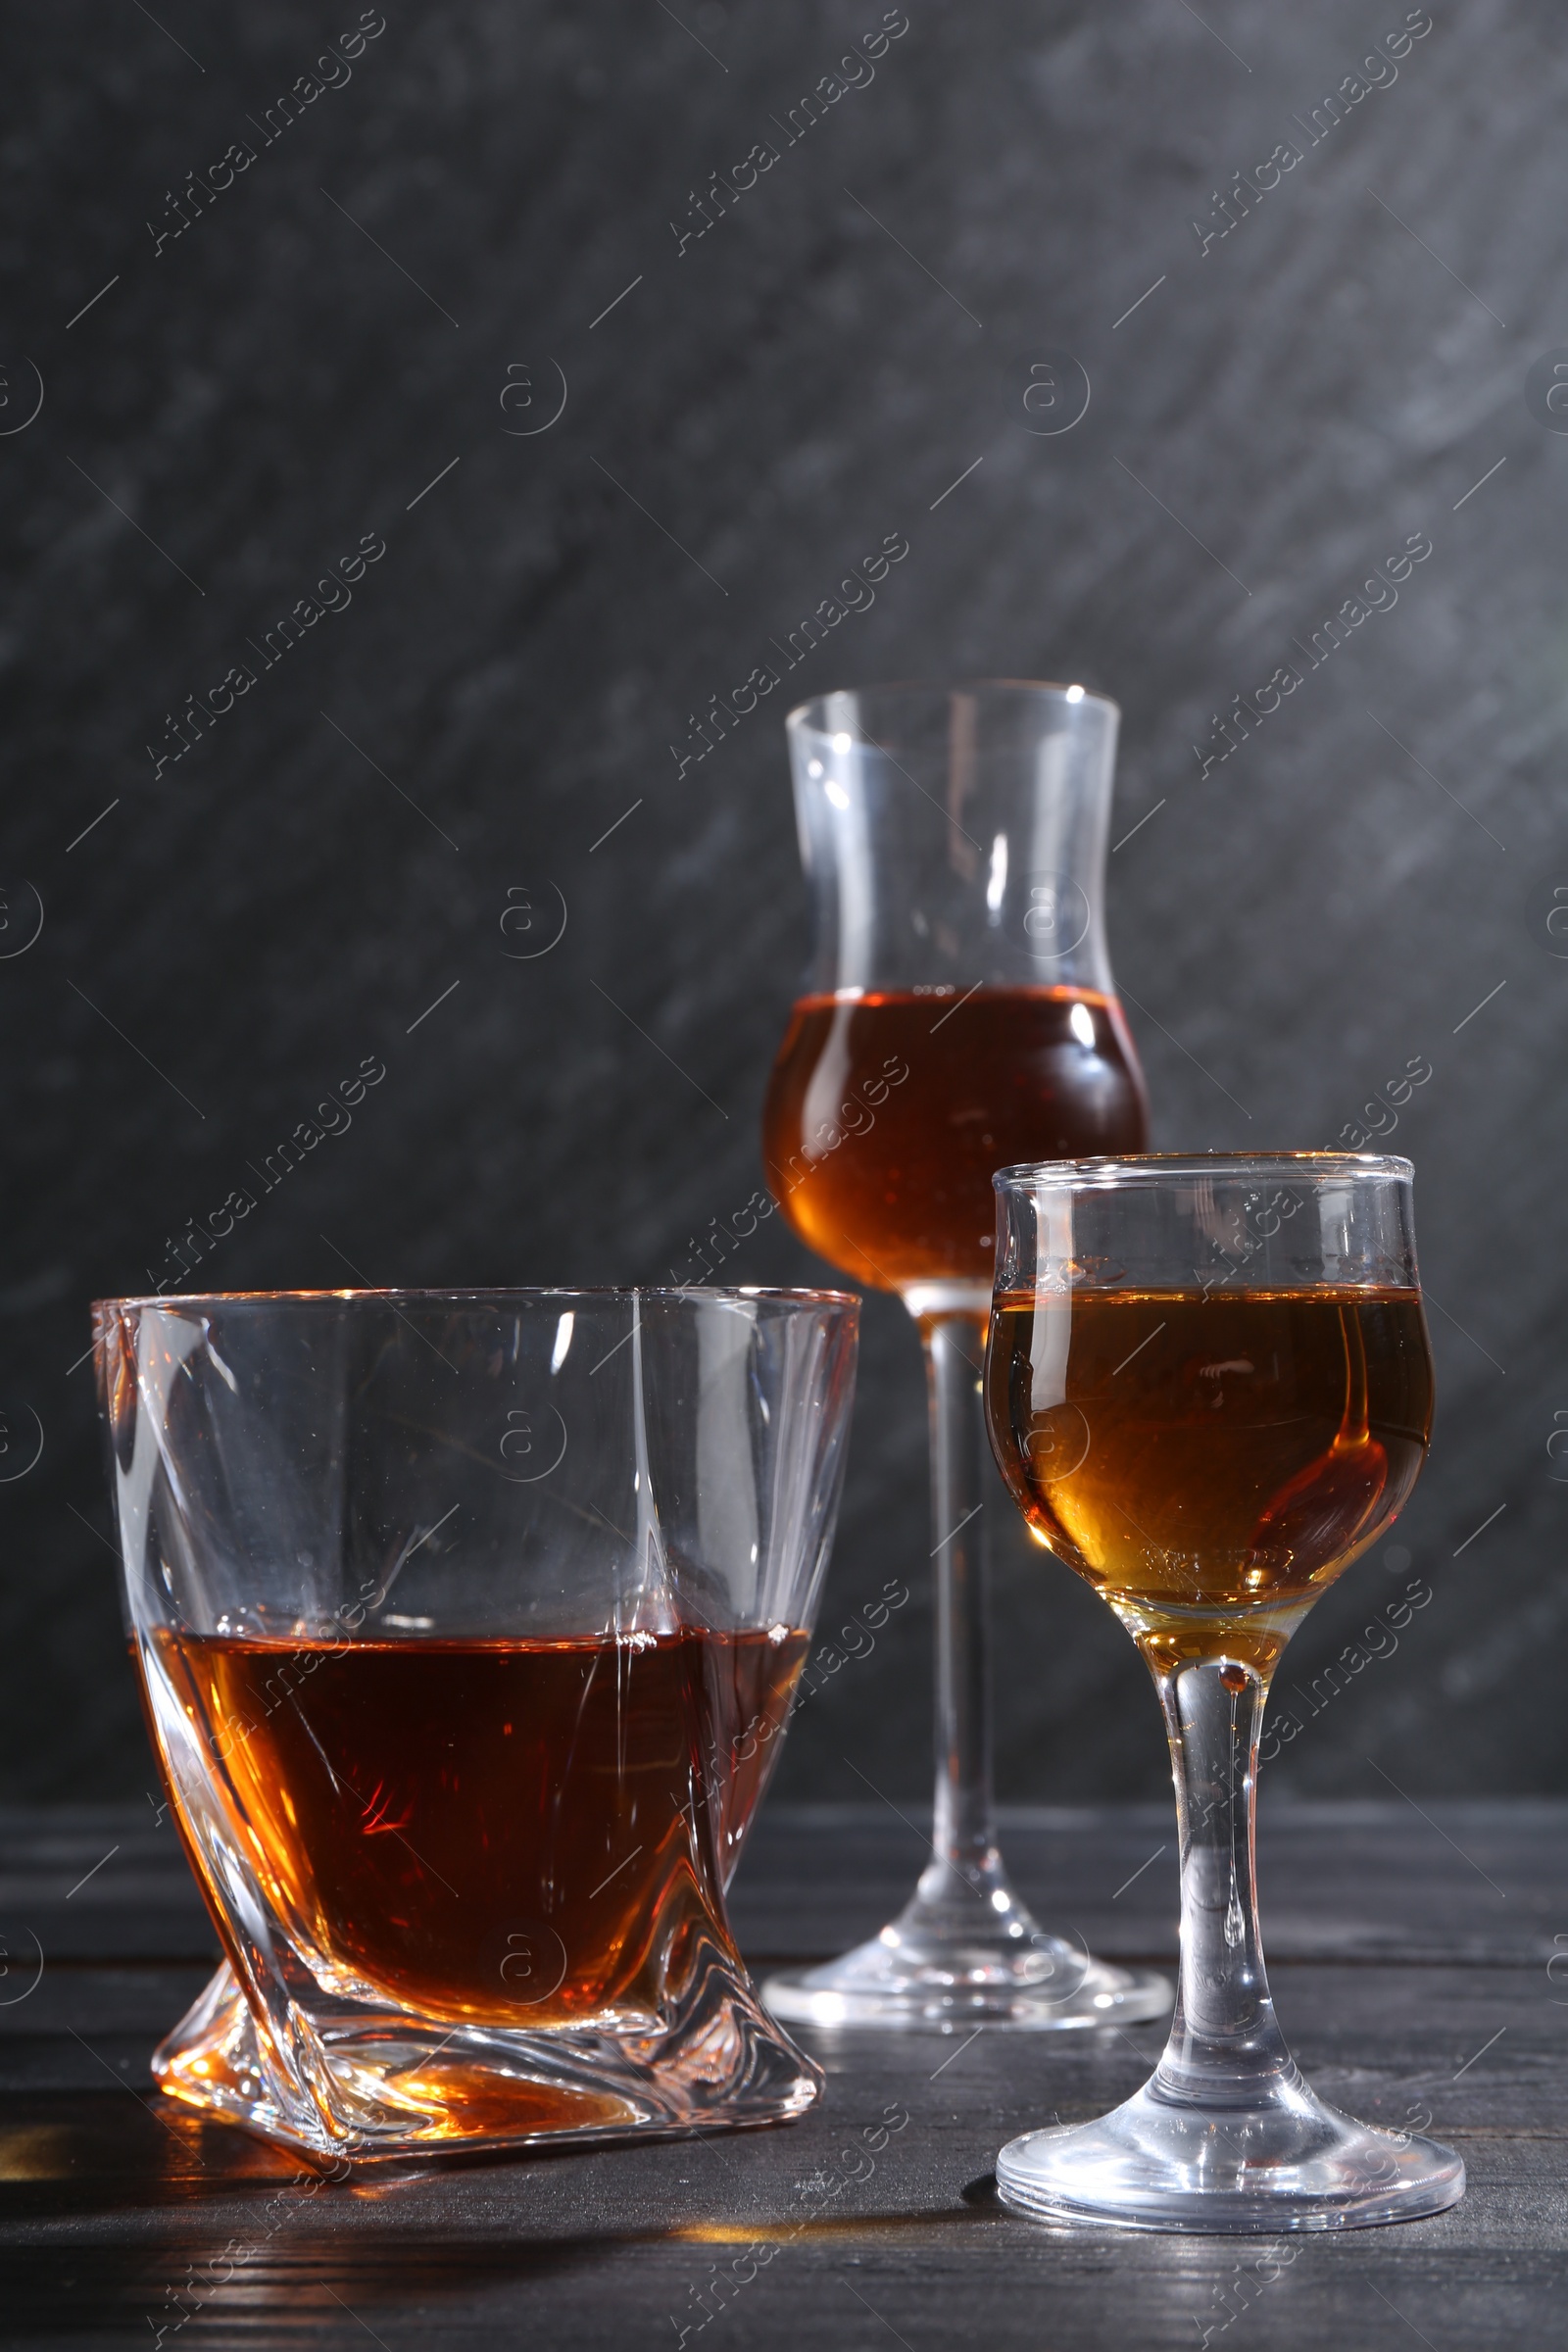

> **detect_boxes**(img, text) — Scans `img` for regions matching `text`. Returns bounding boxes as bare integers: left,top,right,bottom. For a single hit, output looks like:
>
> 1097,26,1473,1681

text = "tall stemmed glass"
760,682,1168,2030
986,1153,1465,2227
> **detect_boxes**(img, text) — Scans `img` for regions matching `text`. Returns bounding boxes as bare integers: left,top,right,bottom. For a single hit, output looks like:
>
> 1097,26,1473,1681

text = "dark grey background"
2,0,1562,1809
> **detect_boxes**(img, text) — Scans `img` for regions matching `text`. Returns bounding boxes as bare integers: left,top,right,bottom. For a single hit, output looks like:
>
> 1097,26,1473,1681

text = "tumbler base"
154,1957,821,2166
997,2069,1465,2231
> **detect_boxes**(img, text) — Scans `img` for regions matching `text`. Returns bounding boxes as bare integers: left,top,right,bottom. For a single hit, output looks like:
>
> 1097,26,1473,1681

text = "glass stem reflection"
913,1311,1007,1917
1151,1653,1296,2104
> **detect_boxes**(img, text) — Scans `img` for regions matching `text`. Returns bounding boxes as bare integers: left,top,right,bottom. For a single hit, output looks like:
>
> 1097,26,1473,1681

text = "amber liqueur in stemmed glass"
765,985,1146,1294
759,680,1168,2031
984,1153,1464,2230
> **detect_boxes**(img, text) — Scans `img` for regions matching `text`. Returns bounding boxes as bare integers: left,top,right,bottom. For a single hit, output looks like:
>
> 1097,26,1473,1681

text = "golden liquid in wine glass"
763,986,1147,1289
986,1286,1433,1673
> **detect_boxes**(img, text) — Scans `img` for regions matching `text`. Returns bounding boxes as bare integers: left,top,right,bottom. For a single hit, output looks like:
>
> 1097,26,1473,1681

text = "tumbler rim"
993,1151,1413,1191
786,677,1120,733
92,1283,862,1314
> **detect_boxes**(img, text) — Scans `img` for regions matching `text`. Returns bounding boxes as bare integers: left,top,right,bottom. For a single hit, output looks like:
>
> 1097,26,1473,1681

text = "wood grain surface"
1,1800,1562,2347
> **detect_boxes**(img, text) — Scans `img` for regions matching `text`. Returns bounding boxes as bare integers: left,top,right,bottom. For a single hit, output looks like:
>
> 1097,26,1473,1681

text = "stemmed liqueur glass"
986,1153,1465,2228
760,681,1168,2031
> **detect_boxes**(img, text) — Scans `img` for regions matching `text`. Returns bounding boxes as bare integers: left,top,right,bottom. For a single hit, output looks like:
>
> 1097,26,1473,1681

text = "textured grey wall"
2,1,1563,1808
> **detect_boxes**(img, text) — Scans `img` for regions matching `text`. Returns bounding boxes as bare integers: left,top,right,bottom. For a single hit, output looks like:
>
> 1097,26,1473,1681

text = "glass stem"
913,1310,1005,1916
1150,1654,1296,2105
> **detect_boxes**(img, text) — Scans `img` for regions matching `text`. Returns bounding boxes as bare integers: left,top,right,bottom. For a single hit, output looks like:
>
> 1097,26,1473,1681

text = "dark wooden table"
2,1799,1563,2348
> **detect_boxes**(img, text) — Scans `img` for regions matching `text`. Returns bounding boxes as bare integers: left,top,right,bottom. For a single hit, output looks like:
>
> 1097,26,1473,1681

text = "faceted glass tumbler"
96,1286,858,2166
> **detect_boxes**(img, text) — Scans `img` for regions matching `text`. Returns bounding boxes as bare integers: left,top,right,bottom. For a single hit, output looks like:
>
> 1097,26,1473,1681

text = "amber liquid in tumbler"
145,1626,808,2029
987,1289,1433,1669
762,987,1148,1289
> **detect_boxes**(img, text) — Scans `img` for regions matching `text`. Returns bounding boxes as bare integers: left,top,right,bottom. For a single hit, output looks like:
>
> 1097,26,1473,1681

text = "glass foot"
997,2065,1465,2230
762,1873,1170,2032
